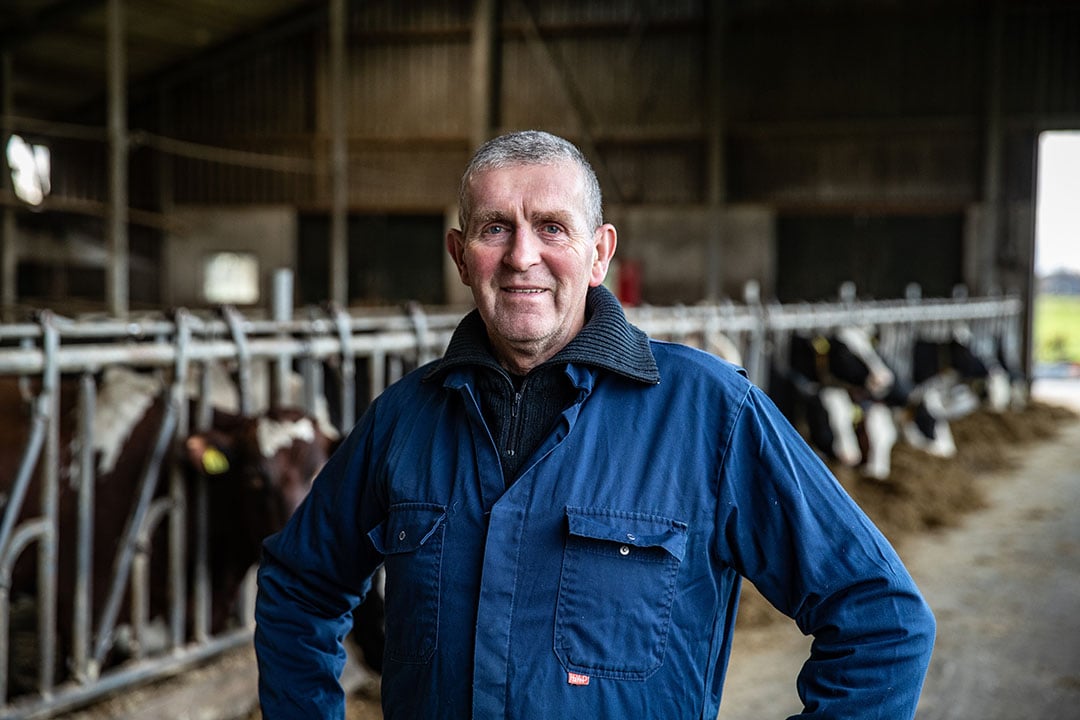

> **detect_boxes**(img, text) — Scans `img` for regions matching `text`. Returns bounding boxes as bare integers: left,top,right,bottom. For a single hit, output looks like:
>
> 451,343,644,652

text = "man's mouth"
504,288,546,294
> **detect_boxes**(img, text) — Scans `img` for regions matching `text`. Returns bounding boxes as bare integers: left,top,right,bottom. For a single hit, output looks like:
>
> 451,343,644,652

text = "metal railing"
0,275,1023,719
630,284,1024,391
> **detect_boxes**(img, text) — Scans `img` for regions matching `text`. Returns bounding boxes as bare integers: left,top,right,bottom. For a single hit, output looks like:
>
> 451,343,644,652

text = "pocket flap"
565,507,688,561
368,503,447,555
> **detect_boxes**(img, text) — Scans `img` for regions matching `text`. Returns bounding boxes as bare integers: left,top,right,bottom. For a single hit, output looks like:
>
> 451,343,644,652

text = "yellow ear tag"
811,336,831,356
202,447,230,475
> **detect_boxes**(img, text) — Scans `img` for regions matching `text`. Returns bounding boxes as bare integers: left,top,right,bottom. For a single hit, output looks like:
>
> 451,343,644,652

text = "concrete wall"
611,204,775,305
163,207,298,310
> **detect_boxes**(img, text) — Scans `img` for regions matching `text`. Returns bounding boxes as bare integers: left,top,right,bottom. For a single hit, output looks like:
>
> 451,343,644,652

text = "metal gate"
0,277,1022,719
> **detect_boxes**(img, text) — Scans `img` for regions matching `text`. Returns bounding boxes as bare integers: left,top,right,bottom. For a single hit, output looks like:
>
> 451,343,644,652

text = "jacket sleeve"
254,405,387,720
718,385,936,720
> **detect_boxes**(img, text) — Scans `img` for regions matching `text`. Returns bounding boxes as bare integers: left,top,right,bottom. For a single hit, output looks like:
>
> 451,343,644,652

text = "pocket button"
619,545,631,556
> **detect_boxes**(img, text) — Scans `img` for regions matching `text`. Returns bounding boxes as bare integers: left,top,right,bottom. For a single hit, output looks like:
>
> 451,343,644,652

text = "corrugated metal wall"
1004,3,1080,115
27,0,1080,308
131,0,1079,209
166,35,317,205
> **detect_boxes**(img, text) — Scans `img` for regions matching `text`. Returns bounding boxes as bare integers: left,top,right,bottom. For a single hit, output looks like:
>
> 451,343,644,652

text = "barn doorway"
1032,131,1080,400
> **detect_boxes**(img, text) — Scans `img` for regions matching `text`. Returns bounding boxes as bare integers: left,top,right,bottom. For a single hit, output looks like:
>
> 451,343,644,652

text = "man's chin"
498,327,551,347
492,322,559,350
489,309,551,336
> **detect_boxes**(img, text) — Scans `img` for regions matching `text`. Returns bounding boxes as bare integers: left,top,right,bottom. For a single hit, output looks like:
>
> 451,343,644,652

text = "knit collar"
424,285,659,385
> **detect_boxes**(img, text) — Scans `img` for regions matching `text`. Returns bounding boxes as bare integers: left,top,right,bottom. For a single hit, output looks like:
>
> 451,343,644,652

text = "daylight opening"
203,251,260,305
6,134,51,206
1033,131,1080,379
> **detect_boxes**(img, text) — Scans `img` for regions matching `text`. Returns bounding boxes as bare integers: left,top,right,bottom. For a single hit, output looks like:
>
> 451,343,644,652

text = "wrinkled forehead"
464,160,589,225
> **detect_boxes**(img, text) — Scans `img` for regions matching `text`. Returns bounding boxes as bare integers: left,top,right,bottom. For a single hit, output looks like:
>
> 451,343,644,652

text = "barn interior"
4,1,1075,321
1,1,1079,719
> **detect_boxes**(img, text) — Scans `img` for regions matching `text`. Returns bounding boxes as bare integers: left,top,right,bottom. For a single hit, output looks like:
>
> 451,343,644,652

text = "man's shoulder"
648,338,749,381
371,359,447,409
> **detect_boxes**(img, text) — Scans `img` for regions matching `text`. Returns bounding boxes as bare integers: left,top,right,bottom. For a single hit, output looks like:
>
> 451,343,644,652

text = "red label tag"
567,672,590,686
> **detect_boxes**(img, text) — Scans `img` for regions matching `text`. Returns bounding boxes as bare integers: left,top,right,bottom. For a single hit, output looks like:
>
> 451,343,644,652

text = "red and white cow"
0,366,336,693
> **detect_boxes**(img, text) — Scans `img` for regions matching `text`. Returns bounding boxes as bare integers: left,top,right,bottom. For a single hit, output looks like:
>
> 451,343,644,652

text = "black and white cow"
913,329,1015,417
879,376,957,459
771,327,899,480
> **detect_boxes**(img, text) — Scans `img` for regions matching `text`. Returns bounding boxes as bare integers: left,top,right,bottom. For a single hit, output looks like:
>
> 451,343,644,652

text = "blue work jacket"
255,338,935,719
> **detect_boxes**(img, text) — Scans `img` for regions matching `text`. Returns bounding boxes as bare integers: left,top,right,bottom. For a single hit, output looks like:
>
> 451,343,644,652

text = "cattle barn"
0,1,1078,718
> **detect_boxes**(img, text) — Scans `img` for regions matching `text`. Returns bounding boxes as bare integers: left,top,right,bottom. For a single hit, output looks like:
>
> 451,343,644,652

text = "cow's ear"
185,434,231,475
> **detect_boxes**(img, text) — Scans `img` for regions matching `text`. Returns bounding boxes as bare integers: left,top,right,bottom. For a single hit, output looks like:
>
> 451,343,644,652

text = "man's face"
447,160,616,374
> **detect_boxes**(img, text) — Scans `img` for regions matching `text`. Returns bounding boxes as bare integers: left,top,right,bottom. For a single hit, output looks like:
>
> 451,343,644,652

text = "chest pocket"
554,507,688,680
368,503,446,664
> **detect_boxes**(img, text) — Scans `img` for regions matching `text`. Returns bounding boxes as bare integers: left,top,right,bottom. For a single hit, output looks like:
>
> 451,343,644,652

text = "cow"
769,367,862,468
770,328,900,480
912,328,1015,416
789,327,897,400
187,359,387,672
0,366,338,696
182,405,334,635
883,380,958,459
708,332,744,367
772,324,974,478
190,359,341,442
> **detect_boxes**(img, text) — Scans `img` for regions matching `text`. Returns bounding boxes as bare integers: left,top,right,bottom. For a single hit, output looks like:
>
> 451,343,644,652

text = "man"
254,130,935,719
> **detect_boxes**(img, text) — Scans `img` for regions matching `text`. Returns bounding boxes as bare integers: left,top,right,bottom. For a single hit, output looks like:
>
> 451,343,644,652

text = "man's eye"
541,224,562,235
484,225,507,235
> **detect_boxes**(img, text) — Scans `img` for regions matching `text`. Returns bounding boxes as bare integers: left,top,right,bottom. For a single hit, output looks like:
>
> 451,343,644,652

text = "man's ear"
589,223,618,287
446,228,472,286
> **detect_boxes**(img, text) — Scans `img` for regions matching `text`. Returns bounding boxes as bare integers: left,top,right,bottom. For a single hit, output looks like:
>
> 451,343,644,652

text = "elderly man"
254,130,935,719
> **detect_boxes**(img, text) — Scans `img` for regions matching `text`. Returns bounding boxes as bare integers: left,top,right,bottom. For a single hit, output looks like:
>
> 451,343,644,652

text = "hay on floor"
737,400,1078,629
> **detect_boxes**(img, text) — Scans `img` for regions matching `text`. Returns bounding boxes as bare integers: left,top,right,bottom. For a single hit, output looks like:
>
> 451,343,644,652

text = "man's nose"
503,227,542,271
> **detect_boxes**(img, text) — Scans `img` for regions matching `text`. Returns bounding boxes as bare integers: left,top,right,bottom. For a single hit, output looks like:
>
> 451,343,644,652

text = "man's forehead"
467,161,587,214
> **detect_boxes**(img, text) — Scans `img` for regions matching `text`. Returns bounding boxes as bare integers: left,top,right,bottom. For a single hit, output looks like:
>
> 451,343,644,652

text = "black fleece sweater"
427,285,659,484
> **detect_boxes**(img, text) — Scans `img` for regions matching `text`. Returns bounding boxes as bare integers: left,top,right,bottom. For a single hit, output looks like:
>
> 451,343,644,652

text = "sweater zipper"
506,385,524,460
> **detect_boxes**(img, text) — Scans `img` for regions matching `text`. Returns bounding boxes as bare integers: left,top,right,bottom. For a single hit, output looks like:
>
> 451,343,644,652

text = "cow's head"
902,388,957,458
831,327,895,398
790,328,895,398
184,407,335,544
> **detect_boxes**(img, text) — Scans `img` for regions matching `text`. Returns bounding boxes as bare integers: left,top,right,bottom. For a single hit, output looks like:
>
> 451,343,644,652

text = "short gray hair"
457,130,603,233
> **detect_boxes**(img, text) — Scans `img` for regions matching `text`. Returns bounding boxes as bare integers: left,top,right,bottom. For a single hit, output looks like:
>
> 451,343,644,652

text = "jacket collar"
424,285,659,385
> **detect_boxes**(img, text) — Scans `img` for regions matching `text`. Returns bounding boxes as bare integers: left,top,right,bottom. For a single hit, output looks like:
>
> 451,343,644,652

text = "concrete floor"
718,388,1080,720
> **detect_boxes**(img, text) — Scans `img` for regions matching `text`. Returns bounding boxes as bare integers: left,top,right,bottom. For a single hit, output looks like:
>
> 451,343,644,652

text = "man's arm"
720,386,935,719
255,410,386,719
255,550,362,718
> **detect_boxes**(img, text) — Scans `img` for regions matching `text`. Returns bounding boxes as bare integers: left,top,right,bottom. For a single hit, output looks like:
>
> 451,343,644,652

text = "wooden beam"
329,0,348,307
975,0,1005,297
704,0,727,300
512,0,623,203
0,191,179,232
106,0,129,317
2,51,16,320
469,0,500,152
